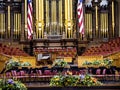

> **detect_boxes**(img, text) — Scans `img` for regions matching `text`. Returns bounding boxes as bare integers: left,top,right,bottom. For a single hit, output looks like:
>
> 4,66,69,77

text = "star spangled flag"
77,0,84,35
27,0,33,40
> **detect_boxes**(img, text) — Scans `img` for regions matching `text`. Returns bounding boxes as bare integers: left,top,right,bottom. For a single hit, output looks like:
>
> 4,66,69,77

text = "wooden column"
108,0,113,39
114,0,119,37
20,0,25,41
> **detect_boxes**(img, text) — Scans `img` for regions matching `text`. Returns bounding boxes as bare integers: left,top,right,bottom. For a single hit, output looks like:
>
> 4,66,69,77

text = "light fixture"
94,0,98,2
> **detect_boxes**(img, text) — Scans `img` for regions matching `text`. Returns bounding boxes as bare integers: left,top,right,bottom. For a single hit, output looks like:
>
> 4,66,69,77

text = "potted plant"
0,79,27,90
5,59,21,70
50,74,102,87
52,59,69,72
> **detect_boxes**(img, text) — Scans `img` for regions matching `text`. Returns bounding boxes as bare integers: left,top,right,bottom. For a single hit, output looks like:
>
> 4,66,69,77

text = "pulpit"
37,53,52,65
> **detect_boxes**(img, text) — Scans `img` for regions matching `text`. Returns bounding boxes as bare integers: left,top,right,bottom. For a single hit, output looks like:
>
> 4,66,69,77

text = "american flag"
27,0,33,39
77,0,84,35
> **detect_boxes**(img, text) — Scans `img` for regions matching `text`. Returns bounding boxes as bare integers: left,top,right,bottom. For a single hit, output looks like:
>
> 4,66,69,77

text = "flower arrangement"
82,58,113,67
5,59,21,70
102,58,113,67
0,79,27,90
50,74,102,87
21,62,31,66
52,59,69,68
92,60,101,65
82,61,92,65
5,59,31,70
80,74,102,86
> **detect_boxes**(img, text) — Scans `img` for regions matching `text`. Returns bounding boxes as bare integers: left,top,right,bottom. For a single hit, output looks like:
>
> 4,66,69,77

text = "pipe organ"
0,0,119,42
0,13,5,39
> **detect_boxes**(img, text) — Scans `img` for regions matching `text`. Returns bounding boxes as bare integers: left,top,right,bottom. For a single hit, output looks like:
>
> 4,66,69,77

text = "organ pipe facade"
0,0,119,42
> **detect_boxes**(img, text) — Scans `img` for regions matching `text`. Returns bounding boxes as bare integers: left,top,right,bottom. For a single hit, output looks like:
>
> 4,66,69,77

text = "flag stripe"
27,0,33,39
77,0,84,35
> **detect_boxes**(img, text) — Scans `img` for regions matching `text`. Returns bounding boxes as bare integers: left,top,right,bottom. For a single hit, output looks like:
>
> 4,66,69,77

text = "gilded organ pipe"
51,0,57,34
105,14,107,38
18,14,21,37
106,14,108,37
86,14,88,37
16,13,19,38
38,0,40,38
41,0,44,20
101,14,103,38
59,0,63,34
84,14,86,35
16,14,18,38
15,14,17,38
2,14,5,37
87,14,89,37
25,0,27,38
0,14,2,35
86,14,89,37
20,14,21,37
42,0,44,38
38,0,44,38
90,14,92,38
45,0,49,33
112,0,115,37
70,0,73,20
88,14,90,37
68,0,70,20
103,14,105,38
102,14,104,38
95,6,98,38
65,0,68,37
14,14,15,38
36,0,38,38
3,14,5,37
104,14,106,38
38,0,41,21
8,6,10,38
65,0,68,20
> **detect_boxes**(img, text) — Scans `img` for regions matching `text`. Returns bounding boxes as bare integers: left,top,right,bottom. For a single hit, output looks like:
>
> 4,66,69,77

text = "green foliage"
80,74,102,86
50,75,80,87
102,58,113,67
82,58,113,67
63,75,80,86
50,75,63,86
52,59,69,67
50,74,102,87
0,79,27,90
6,59,21,70
21,62,31,66
92,60,101,65
5,59,31,70
83,61,92,65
